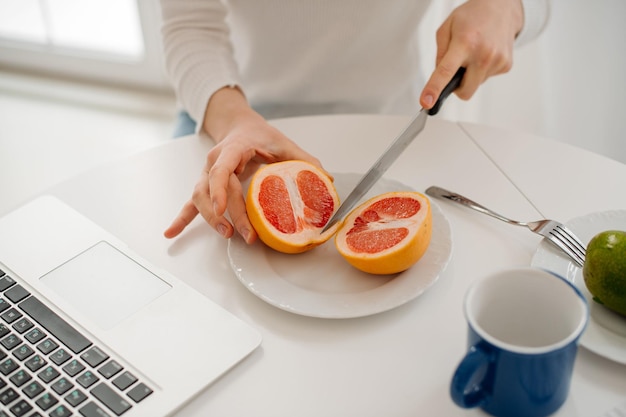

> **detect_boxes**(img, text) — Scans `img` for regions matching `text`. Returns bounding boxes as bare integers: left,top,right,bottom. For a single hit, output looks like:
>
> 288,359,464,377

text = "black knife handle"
427,67,466,116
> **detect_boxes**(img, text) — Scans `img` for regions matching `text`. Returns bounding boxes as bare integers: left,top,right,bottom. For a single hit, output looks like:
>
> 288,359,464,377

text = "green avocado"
583,230,626,316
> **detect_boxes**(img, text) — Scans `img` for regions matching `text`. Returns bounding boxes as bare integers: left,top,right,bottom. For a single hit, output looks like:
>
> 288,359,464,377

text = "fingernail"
423,94,434,108
217,223,228,237
240,227,251,243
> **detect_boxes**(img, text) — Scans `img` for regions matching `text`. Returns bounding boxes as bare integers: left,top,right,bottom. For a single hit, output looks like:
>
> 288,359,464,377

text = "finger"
207,143,254,218
163,200,199,239
420,49,465,109
226,174,258,244
209,163,236,218
454,64,485,101
270,141,335,181
192,173,235,239
434,16,453,67
442,37,491,101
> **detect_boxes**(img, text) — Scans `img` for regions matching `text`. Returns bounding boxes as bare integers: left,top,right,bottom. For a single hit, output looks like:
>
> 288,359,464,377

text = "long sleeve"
159,0,549,123
516,0,550,46
160,0,242,124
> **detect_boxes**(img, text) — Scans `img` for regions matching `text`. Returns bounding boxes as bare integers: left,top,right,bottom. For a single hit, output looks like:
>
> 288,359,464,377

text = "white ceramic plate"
531,210,626,364
228,173,453,318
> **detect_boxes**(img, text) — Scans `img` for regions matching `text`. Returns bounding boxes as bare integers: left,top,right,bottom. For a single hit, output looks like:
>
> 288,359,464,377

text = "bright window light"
0,0,144,60
0,0,46,43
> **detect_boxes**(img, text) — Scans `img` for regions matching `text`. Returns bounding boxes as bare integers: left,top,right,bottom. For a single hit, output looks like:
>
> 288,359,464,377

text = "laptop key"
91,382,132,415
37,366,60,383
62,359,86,377
1,333,20,349
0,299,9,314
0,358,18,375
50,348,72,365
81,346,109,367
12,317,34,334
77,370,99,388
65,388,88,407
79,401,112,417
24,354,47,372
35,392,58,410
36,338,58,354
112,371,137,391
1,307,22,323
9,369,31,387
5,285,30,303
13,344,35,360
51,376,74,395
0,324,8,338
8,398,32,416
0,275,15,291
0,386,18,404
22,380,45,398
49,404,71,417
127,382,153,403
24,327,46,343
19,296,92,354
98,360,123,379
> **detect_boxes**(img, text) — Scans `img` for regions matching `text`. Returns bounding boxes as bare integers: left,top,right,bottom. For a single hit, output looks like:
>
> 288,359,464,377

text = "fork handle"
425,186,521,226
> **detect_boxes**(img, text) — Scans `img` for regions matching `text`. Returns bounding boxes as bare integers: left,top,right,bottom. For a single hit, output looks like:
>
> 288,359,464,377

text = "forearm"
159,0,242,125
202,86,263,142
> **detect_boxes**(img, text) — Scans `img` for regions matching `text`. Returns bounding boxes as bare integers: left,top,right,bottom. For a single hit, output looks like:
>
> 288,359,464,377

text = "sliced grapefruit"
334,191,432,275
246,160,340,253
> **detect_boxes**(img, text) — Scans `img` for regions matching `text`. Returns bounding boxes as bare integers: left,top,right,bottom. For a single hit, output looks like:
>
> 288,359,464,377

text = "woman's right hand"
164,87,324,243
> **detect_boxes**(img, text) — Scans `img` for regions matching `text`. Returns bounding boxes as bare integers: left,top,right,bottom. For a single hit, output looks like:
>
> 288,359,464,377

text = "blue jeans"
172,110,197,138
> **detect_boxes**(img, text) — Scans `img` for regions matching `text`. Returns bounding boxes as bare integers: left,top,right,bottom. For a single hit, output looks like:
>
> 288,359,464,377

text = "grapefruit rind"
246,160,340,254
334,191,432,275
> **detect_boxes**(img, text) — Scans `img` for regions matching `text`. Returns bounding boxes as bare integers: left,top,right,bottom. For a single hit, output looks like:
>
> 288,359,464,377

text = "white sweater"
160,0,549,123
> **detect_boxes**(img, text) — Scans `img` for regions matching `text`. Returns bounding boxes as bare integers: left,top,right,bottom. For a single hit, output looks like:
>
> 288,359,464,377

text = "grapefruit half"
246,160,340,253
334,191,432,275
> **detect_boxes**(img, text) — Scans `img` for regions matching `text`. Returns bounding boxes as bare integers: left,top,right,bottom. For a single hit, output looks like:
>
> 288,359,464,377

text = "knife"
322,67,466,232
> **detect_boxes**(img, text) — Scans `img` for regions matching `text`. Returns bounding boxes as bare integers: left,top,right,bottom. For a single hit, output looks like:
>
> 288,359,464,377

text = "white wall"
425,0,626,164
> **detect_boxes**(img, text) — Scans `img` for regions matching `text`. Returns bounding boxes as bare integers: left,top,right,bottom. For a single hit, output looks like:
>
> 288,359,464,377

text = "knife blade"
322,67,466,232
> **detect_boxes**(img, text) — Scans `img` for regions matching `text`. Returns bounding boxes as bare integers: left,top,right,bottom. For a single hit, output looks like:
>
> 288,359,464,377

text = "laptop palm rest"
41,241,171,331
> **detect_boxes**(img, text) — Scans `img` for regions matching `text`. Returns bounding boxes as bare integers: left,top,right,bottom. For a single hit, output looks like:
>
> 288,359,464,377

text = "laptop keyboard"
0,268,153,417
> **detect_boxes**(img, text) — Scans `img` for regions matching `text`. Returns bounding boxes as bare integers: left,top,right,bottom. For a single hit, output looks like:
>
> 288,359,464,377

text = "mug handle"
450,345,492,408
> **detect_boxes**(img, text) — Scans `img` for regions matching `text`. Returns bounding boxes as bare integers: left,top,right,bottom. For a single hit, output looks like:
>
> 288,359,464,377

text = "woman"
159,0,549,244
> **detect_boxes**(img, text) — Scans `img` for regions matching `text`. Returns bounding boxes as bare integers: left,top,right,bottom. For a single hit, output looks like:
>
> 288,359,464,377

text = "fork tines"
549,224,586,267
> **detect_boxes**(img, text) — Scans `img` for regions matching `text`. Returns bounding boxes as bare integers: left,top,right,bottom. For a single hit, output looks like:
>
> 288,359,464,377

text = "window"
0,0,170,90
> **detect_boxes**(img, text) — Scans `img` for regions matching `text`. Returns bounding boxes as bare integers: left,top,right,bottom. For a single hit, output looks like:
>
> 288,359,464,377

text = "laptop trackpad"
40,241,171,330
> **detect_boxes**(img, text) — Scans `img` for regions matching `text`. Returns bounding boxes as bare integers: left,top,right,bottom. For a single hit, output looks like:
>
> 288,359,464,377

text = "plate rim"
531,209,626,364
227,173,453,319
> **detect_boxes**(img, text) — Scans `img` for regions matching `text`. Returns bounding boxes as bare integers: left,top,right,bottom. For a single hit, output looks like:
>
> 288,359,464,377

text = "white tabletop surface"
6,115,626,416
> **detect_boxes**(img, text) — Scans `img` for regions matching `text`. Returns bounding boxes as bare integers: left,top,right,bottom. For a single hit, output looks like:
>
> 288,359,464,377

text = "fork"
425,186,586,267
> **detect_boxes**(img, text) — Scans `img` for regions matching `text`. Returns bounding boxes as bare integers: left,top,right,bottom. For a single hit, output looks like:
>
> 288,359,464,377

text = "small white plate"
228,173,453,319
531,210,626,364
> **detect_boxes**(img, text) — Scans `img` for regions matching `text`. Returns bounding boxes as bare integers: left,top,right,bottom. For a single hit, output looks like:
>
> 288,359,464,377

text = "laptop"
0,195,261,416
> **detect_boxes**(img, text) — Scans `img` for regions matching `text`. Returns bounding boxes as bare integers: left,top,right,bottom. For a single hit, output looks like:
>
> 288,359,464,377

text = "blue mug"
450,267,588,417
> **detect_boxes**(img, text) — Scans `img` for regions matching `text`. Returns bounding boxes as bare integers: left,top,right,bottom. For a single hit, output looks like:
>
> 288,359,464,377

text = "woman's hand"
420,0,524,108
164,87,323,243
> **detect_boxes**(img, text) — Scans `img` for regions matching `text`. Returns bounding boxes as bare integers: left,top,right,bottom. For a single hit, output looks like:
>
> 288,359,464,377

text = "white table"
13,115,626,416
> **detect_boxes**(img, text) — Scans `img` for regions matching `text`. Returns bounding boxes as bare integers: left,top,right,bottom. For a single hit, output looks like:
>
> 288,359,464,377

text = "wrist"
202,86,258,142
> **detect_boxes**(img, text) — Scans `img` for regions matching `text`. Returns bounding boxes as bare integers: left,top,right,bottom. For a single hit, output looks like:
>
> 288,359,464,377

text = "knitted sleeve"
160,0,242,124
516,0,550,46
